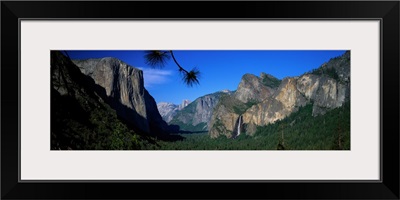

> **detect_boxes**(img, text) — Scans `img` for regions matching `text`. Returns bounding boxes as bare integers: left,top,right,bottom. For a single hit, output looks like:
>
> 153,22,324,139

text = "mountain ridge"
157,99,191,123
168,90,234,132
209,51,350,138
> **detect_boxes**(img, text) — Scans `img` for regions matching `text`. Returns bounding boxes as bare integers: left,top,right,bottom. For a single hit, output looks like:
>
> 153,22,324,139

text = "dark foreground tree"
144,50,200,87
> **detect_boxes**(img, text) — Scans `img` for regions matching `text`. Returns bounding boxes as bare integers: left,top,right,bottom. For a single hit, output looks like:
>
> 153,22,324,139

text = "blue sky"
65,50,346,105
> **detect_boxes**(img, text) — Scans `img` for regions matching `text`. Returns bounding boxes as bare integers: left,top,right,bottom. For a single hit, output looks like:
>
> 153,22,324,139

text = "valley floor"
143,102,350,150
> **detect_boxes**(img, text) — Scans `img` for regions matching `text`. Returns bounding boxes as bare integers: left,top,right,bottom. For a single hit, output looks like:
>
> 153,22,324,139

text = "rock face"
51,51,142,150
157,102,179,123
296,74,347,116
209,51,350,138
157,99,190,123
208,94,242,137
169,91,230,132
233,73,277,103
179,99,191,110
242,78,308,136
73,58,168,134
242,74,349,136
209,73,280,138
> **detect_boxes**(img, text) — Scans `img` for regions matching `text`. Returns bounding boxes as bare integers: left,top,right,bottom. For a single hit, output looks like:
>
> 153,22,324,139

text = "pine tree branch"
169,50,189,74
144,50,200,87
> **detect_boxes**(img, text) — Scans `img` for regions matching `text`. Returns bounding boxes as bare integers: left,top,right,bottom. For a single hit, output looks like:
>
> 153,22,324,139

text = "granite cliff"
209,73,281,138
51,51,145,149
209,51,350,138
233,73,279,103
73,57,168,134
169,90,232,132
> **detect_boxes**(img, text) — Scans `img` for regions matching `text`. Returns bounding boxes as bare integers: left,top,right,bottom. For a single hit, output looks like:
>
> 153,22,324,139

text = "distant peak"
179,99,191,110
242,73,257,78
260,72,279,80
221,89,231,93
157,102,174,106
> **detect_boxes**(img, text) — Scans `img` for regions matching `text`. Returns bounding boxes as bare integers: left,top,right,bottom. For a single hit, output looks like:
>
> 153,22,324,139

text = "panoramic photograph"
51,50,350,150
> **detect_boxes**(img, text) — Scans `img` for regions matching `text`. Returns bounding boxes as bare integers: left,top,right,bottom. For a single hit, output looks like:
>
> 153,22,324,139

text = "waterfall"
233,115,243,139
237,115,242,136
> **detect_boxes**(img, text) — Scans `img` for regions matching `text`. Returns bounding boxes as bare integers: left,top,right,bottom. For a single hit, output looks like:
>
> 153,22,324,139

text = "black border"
2,1,399,199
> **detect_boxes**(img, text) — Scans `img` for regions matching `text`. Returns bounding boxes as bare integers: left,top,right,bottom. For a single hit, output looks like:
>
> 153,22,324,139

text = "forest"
146,101,350,150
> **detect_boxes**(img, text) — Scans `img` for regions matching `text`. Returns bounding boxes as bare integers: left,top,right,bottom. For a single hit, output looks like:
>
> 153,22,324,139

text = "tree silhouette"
144,50,200,87
277,123,286,150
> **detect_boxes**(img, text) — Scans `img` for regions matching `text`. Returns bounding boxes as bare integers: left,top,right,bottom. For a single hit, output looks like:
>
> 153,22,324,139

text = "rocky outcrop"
260,72,282,88
73,58,168,134
157,102,179,123
157,99,190,123
242,78,308,136
169,91,229,132
243,51,350,135
179,99,191,110
209,51,350,138
209,73,280,138
233,73,277,103
192,94,221,126
243,74,348,135
208,95,241,138
320,51,350,84
296,74,347,116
